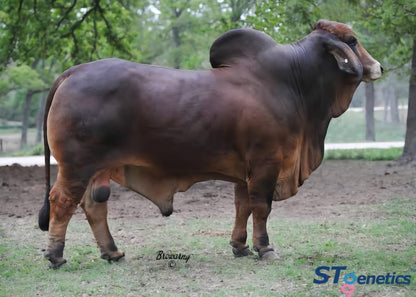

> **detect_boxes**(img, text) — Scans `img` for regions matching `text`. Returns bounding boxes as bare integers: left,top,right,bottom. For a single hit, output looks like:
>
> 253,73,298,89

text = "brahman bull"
39,20,382,268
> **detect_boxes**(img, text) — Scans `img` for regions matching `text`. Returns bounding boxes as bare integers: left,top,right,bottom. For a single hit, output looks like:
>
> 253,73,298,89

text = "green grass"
326,110,405,143
324,147,403,161
0,143,43,157
9,143,44,156
1,198,415,296
0,128,40,156
0,127,21,134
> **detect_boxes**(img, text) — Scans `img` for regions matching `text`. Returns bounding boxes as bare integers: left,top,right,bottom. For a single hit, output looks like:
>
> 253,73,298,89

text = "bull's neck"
287,35,361,174
286,36,341,174
287,34,360,119
288,36,337,121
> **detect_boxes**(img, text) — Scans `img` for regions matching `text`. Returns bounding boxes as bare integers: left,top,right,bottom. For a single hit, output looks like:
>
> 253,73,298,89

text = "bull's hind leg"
46,172,87,268
80,172,124,262
230,183,253,257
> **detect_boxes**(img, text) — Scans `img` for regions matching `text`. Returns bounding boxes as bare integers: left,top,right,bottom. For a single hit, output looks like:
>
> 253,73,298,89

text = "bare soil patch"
0,160,414,222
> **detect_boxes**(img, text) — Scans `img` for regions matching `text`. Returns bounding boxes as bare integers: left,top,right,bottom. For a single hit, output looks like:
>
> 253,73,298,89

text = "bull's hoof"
45,242,67,269
232,245,254,257
101,250,125,263
257,248,280,260
261,250,280,259
45,252,67,269
49,258,67,269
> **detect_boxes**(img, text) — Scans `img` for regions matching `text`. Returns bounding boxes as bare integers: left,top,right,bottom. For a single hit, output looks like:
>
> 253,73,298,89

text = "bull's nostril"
380,65,384,73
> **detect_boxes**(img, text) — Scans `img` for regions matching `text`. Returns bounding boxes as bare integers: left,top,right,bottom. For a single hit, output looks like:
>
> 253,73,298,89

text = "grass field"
1,198,415,297
0,128,39,156
324,147,403,161
326,109,406,143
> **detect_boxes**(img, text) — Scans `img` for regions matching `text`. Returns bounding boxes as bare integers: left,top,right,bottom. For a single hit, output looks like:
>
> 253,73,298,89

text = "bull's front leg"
230,182,254,257
246,166,279,259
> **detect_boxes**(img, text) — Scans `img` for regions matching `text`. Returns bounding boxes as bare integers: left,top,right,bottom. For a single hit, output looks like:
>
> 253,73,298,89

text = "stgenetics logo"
313,266,412,296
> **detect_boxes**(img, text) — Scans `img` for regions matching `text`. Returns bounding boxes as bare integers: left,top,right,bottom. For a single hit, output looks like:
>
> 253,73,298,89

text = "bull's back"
48,59,245,176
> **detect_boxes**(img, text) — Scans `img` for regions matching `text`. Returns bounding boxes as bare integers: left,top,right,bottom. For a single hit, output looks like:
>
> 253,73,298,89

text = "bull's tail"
38,190,50,231
38,72,69,231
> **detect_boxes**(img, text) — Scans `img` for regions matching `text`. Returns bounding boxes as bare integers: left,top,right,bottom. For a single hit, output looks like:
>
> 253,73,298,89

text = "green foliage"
0,78,9,95
143,0,213,68
0,0,146,69
247,0,359,43
362,0,415,71
247,0,414,75
8,65,45,90
0,64,48,127
1,0,413,75
139,0,257,69
10,143,44,156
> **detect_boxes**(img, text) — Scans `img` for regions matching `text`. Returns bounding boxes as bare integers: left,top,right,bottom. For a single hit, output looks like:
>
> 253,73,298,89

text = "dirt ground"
0,160,415,222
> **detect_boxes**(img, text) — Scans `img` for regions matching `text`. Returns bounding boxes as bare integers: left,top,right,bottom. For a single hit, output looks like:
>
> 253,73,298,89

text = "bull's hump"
210,28,277,68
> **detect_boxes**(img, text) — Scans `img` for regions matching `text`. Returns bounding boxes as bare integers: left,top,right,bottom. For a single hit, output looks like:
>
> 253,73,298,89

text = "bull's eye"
347,37,357,47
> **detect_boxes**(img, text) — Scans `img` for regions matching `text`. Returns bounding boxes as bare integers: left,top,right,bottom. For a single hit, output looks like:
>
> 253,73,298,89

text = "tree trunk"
36,93,46,143
387,74,400,124
171,25,181,69
390,86,400,124
365,82,376,141
383,84,389,123
171,7,183,69
401,39,416,162
21,90,35,148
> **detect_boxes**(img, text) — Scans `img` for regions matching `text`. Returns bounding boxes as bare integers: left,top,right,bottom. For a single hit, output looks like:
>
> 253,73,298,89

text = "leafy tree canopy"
0,0,145,70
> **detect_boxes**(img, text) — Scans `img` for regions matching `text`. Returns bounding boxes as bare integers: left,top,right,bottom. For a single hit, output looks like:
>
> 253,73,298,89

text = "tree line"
0,0,415,161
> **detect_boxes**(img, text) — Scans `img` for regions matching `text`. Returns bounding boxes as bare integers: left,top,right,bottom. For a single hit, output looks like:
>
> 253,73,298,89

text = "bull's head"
313,19,383,82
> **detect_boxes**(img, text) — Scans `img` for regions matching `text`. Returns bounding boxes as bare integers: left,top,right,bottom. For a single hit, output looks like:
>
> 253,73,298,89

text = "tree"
5,63,47,147
219,0,256,30
364,0,416,162
143,0,255,70
405,40,416,161
365,82,376,141
381,75,400,124
0,0,145,69
149,0,212,69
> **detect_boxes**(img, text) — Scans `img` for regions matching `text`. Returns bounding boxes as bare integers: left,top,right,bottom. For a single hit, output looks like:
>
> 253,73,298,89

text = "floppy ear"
324,38,363,78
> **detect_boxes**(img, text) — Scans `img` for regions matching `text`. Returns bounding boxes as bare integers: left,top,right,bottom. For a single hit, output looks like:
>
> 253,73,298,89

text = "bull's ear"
324,38,363,79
